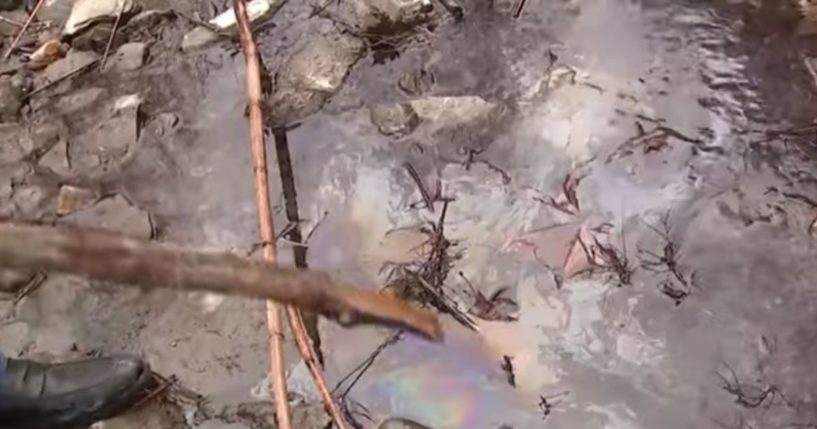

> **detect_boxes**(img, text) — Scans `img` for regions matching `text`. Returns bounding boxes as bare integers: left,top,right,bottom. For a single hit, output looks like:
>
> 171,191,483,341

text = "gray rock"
0,75,23,123
181,26,218,52
60,194,152,239
107,42,146,71
54,87,106,115
0,123,30,163
268,31,365,126
38,49,99,88
370,102,419,136
69,94,140,172
39,139,71,176
27,115,67,154
409,95,502,125
328,0,432,33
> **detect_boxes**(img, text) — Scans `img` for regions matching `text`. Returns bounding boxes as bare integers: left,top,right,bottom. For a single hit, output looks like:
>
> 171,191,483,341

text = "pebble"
107,42,147,71
369,103,420,136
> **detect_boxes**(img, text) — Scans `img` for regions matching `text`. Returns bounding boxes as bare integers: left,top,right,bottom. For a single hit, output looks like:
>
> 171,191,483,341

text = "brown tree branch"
0,223,444,337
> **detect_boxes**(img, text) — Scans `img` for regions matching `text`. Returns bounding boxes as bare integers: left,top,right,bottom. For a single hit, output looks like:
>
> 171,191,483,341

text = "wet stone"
69,94,140,172
38,140,70,176
54,87,106,115
398,68,435,95
107,42,146,71
329,0,433,33
409,95,501,124
370,102,420,136
268,31,365,126
38,49,100,88
0,75,23,123
0,123,30,163
60,194,152,239
181,27,218,52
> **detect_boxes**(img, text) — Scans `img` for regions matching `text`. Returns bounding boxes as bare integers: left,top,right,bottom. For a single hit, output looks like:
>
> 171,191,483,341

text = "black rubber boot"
0,355,152,429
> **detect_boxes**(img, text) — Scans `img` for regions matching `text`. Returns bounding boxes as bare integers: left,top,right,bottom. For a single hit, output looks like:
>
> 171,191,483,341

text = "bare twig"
273,128,348,427
100,1,126,71
2,0,46,61
231,1,291,426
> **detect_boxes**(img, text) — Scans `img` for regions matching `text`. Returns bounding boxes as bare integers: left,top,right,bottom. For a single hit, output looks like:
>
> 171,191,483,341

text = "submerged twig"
272,128,348,429
2,0,45,61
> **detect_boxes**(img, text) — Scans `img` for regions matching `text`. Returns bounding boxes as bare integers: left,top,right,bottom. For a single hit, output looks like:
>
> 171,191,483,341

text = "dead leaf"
562,224,612,279
27,39,67,70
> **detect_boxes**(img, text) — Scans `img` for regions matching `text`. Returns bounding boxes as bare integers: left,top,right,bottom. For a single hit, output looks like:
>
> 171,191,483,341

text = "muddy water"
135,0,817,428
